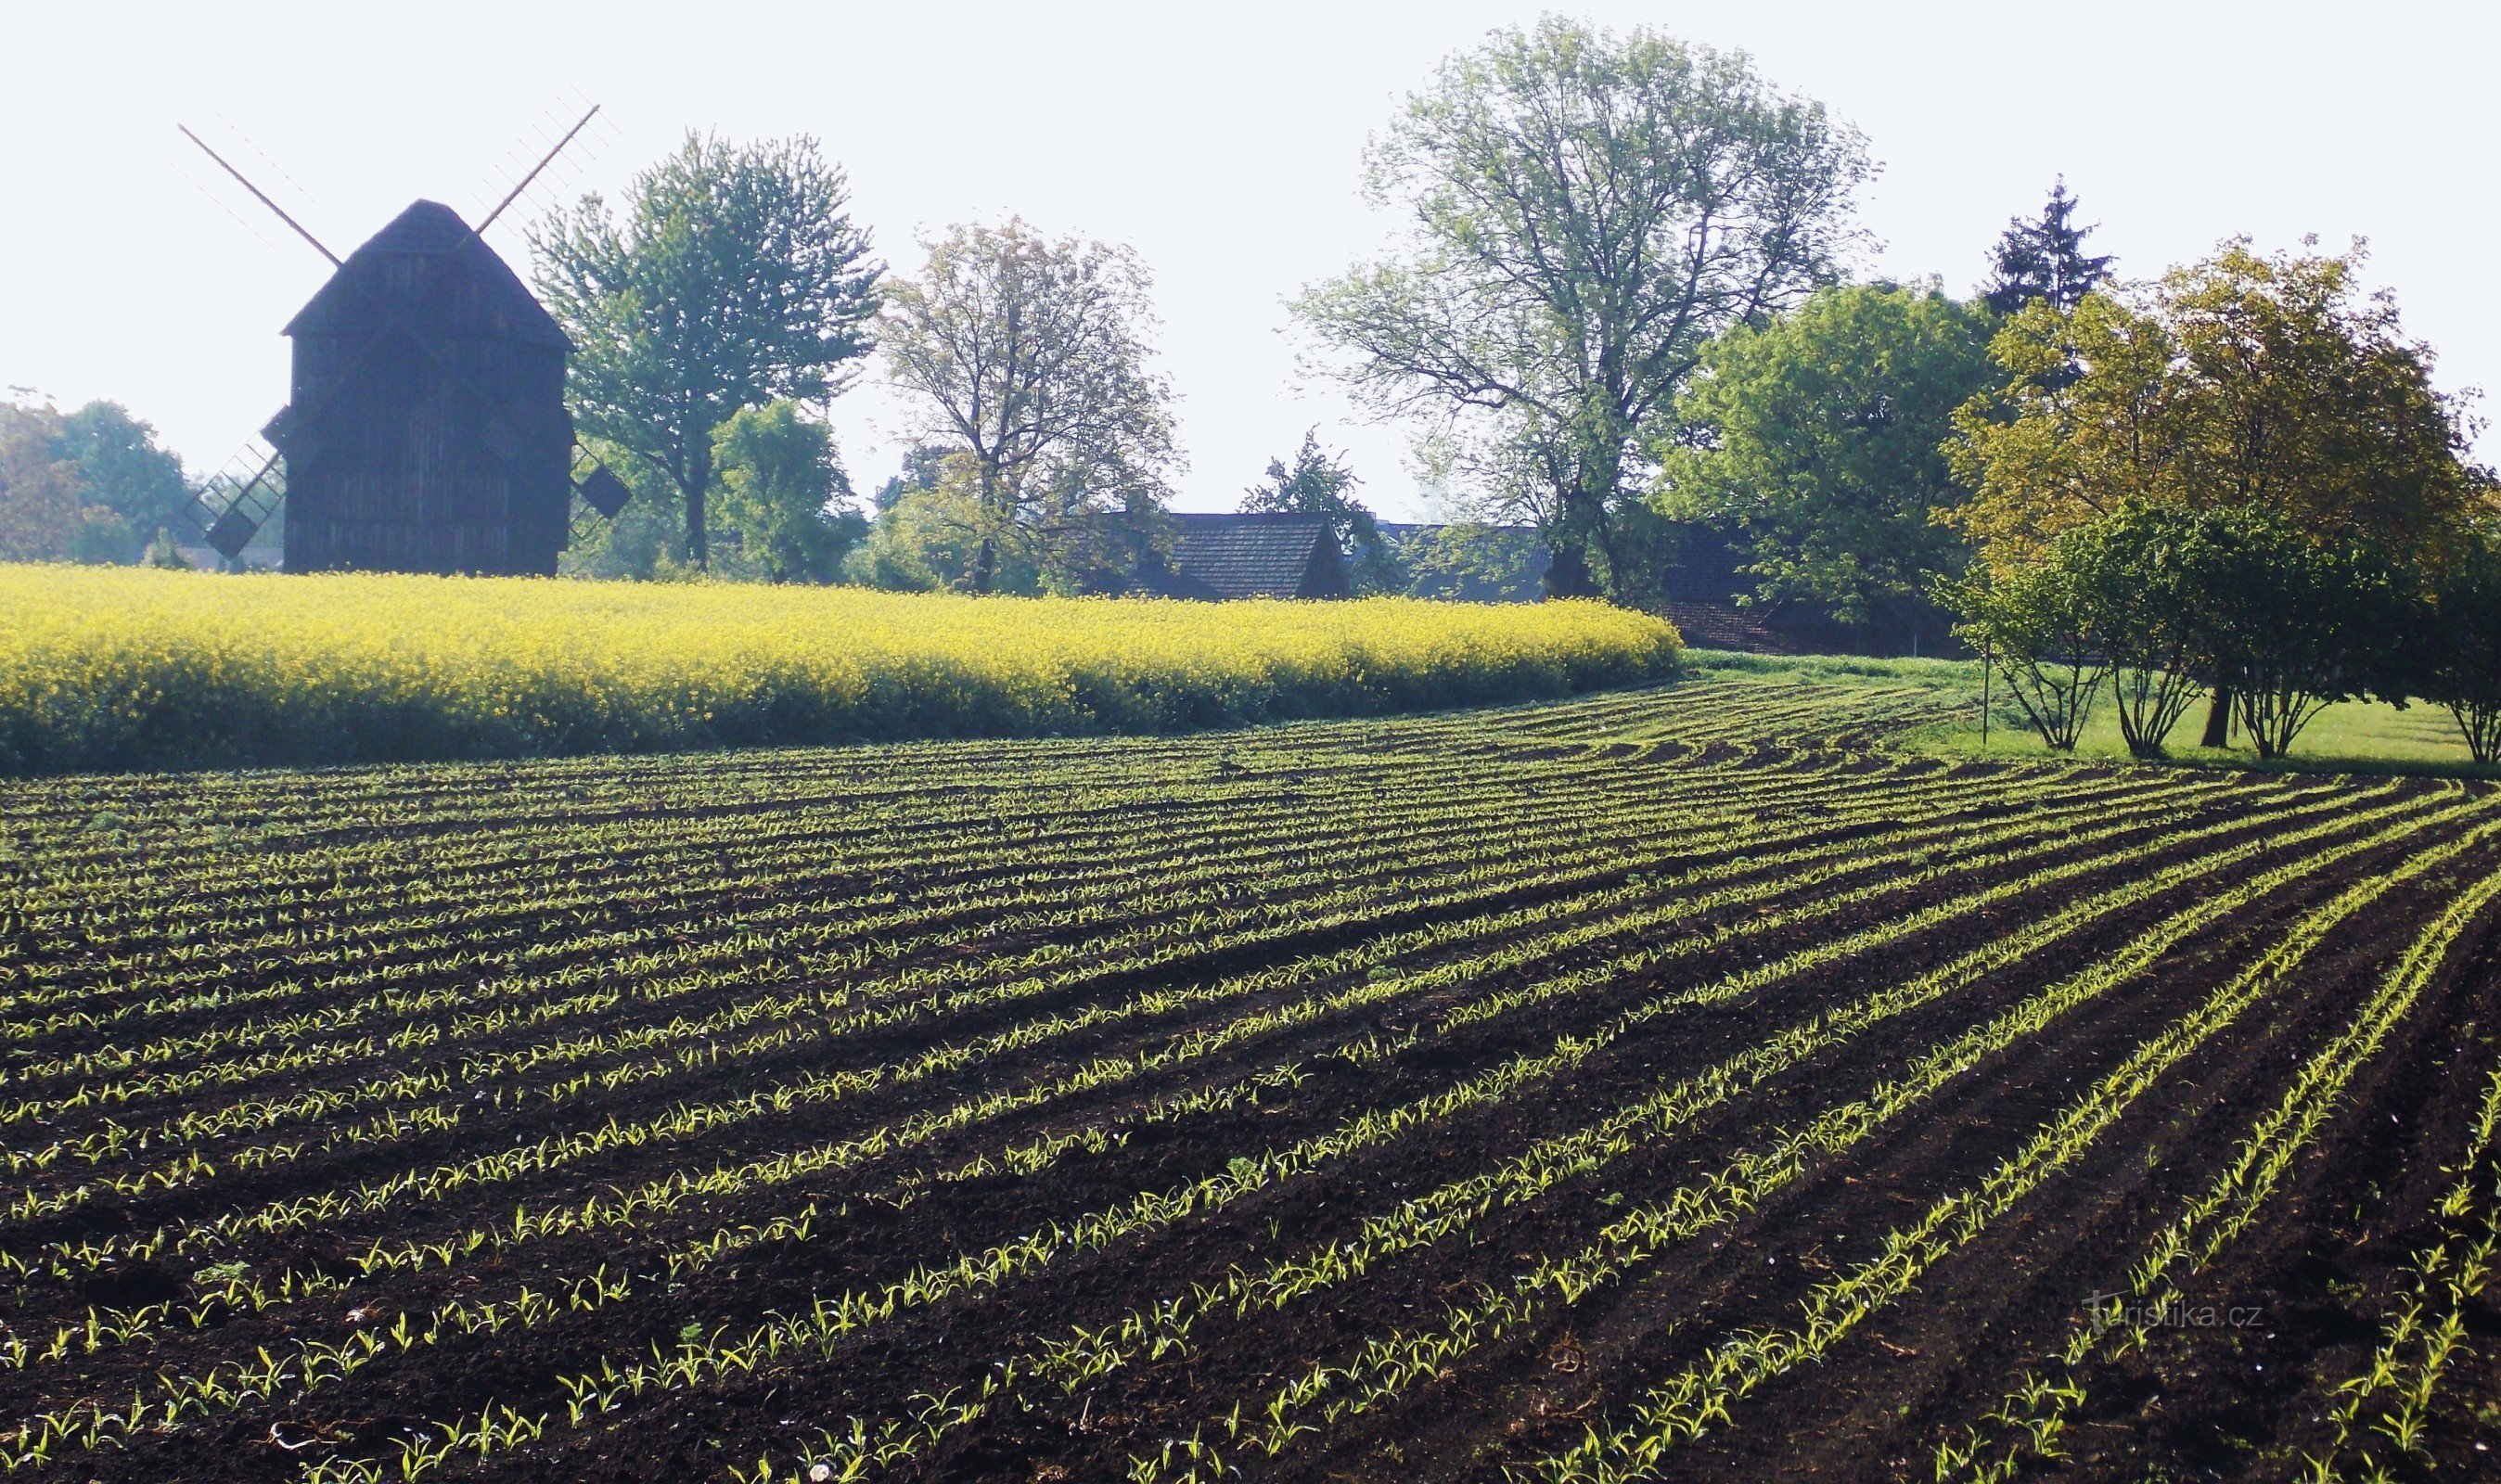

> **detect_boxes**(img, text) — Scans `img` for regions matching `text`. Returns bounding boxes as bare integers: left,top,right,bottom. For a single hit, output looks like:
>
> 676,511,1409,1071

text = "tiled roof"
285,200,571,350
1147,513,1349,600
1649,600,1807,653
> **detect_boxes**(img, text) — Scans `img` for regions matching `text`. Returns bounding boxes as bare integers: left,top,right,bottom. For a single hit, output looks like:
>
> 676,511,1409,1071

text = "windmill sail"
180,433,289,561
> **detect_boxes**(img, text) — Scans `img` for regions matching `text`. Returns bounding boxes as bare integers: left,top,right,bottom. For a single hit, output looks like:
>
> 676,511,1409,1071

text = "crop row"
0,762,2229,1396
199,790,2469,1482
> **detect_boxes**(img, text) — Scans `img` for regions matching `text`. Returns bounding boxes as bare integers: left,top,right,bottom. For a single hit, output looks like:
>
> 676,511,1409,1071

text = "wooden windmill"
177,111,632,573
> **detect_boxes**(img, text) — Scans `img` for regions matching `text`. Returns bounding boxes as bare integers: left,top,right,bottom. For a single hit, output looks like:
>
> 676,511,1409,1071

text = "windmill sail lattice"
186,434,289,561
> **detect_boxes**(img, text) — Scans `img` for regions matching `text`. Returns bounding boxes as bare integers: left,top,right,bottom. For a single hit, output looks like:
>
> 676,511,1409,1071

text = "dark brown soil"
0,683,2492,1484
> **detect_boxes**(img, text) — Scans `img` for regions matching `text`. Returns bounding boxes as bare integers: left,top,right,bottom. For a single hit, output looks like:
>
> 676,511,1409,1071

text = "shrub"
2418,528,2501,763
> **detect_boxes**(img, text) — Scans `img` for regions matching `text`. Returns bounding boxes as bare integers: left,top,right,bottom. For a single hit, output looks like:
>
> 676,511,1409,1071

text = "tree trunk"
1543,481,1610,601
2198,684,2232,748
971,535,997,595
1544,542,1600,599
684,447,712,569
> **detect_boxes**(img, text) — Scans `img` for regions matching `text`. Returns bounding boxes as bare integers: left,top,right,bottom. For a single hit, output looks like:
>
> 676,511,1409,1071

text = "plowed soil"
0,676,2493,1484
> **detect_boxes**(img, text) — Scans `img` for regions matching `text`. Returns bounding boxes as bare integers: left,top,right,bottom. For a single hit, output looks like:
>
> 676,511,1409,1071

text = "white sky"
3,1,2494,519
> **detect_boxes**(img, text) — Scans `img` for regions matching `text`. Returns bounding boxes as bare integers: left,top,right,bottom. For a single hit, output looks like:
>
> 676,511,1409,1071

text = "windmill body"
268,199,574,575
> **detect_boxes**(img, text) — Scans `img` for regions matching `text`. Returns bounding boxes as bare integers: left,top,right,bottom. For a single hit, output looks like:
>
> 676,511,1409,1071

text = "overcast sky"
4,1,2494,518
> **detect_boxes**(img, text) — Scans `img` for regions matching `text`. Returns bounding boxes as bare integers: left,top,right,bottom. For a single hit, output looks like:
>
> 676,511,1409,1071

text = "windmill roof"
284,199,571,350
1150,513,1346,600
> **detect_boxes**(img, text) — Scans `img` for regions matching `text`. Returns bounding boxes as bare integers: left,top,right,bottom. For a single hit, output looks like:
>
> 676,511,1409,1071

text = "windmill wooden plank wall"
268,200,574,576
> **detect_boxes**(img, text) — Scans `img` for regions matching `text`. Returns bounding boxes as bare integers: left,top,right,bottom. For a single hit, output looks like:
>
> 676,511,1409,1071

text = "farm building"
266,200,574,576
1138,512,1353,600
1645,523,1959,657
1377,521,1549,603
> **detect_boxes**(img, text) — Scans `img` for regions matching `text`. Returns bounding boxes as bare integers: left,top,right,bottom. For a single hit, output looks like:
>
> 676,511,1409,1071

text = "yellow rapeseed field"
0,565,1681,774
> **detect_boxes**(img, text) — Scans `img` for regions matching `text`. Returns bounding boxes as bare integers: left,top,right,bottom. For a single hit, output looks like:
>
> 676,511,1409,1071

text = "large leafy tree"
2419,522,2501,762
0,403,83,563
1952,240,2481,561
880,220,1178,595
1657,283,1994,623
2174,502,2408,758
1240,431,1402,594
2054,503,2212,758
56,403,193,563
1293,18,1870,600
534,133,881,568
1944,556,2107,752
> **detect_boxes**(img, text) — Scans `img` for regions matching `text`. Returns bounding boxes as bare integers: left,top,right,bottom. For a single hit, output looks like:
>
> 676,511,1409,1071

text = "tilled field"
0,677,2495,1483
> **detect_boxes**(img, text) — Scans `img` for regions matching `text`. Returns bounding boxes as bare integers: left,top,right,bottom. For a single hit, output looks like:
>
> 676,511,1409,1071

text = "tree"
710,402,864,583
0,399,194,565
534,133,882,568
1293,18,1870,601
1982,179,2114,317
54,403,193,563
2055,504,2210,758
1949,239,2487,746
881,220,1179,595
0,402,83,562
2187,504,2407,759
1395,521,1548,601
1657,283,1994,623
1945,560,2107,752
1240,430,1402,593
872,444,955,514
1943,289,2178,566
2418,524,2501,763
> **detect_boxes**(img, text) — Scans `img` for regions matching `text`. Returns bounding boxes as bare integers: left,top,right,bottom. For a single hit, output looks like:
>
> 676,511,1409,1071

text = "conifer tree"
1982,179,2115,316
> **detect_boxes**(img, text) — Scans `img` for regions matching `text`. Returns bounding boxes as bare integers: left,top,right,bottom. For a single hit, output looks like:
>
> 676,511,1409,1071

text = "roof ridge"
281,199,571,350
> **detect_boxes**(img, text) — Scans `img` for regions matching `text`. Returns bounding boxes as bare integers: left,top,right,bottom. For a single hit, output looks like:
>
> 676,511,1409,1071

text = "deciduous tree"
0,403,83,563
2055,504,2210,758
54,403,192,563
1240,431,1402,593
535,133,881,568
1945,559,2106,752
2411,523,2501,762
710,401,863,583
1294,18,1869,600
1949,239,2487,745
1951,241,2479,563
881,220,1178,595
1658,283,1994,623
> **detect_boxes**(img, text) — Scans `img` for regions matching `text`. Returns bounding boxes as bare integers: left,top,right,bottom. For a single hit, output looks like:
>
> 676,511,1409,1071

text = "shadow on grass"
1668,648,2500,782
1906,723,2501,781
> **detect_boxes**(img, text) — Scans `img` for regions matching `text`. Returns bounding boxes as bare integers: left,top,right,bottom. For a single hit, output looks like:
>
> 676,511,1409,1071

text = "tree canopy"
534,132,881,568
2418,522,2501,763
0,399,194,565
709,402,863,583
1946,239,2490,755
1657,283,1994,624
1293,18,1870,600
1239,431,1402,594
880,219,1177,595
1948,239,2484,569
